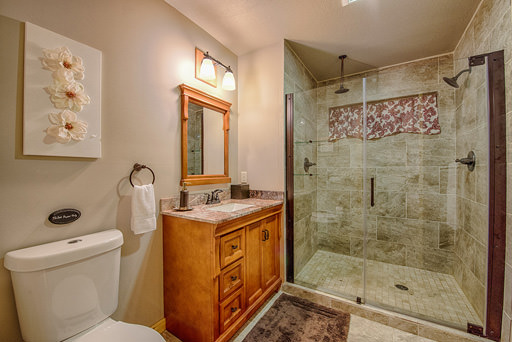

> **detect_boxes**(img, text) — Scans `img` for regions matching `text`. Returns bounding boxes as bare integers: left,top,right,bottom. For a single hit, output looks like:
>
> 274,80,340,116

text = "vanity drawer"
219,259,244,300
220,229,244,268
219,287,245,333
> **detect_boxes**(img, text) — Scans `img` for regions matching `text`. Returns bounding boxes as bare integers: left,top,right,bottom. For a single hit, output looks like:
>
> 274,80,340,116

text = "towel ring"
129,163,155,187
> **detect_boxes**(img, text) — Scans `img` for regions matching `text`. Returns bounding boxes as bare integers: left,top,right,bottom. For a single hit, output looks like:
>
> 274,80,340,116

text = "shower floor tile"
295,250,482,329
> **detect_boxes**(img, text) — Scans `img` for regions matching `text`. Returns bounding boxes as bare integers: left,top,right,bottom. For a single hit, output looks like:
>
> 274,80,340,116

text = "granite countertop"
161,198,283,224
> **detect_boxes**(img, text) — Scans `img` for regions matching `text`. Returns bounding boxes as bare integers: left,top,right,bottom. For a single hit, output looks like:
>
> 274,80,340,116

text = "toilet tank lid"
4,229,123,272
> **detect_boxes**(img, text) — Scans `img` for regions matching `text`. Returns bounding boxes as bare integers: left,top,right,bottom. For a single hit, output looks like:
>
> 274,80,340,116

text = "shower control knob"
304,157,317,172
455,151,476,171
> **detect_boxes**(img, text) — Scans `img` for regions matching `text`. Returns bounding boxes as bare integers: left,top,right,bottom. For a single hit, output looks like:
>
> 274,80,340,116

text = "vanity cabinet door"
245,214,280,308
261,215,279,289
245,221,263,307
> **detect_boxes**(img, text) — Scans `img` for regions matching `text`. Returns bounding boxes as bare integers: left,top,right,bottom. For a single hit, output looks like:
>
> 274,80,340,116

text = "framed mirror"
180,84,231,186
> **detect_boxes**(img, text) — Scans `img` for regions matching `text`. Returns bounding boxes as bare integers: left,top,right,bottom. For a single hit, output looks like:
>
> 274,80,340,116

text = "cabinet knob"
231,244,238,250
231,307,237,313
231,275,238,281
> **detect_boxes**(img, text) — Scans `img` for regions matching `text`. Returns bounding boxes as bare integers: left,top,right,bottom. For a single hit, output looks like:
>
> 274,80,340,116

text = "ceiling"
165,0,481,81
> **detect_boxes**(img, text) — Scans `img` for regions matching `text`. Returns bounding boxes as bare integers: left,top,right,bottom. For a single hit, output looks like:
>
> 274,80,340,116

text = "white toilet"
4,229,165,342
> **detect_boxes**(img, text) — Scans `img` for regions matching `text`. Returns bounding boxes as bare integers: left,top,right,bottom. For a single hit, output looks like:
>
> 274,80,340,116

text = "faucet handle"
213,189,223,200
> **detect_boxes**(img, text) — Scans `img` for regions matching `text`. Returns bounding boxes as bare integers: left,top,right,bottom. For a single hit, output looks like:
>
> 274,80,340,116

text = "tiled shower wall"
314,56,458,275
284,42,319,274
452,59,489,322
452,0,512,334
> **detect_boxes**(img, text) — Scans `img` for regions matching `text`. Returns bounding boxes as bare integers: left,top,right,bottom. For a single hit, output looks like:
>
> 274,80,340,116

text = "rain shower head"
335,55,349,94
443,68,471,88
335,84,350,94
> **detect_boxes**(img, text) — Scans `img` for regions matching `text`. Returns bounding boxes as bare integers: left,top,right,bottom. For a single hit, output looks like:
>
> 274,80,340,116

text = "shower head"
335,84,350,94
443,76,460,88
443,68,471,88
335,55,349,94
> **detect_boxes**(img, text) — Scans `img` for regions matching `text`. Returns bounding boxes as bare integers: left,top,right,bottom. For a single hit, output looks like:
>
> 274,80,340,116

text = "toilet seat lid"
69,319,165,342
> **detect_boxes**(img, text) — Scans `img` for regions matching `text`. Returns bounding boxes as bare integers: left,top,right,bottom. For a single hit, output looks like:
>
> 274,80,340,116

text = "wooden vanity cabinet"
163,204,283,342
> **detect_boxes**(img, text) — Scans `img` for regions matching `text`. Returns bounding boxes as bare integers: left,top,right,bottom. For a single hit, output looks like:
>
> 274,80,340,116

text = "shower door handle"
370,177,375,207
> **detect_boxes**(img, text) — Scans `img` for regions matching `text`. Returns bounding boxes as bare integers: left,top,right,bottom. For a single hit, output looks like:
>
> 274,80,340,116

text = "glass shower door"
363,56,489,330
290,76,368,302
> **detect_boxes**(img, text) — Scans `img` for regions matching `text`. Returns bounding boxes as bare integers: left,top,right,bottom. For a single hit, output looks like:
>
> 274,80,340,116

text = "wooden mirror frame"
180,84,231,186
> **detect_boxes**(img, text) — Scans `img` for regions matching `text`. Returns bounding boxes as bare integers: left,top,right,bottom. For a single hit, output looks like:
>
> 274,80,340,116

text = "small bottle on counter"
179,182,190,210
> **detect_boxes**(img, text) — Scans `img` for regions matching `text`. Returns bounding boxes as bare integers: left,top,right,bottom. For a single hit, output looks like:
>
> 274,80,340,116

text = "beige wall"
0,0,237,340
238,42,284,191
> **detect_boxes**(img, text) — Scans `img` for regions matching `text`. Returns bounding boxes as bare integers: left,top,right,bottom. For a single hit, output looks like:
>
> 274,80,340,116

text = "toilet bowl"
4,229,165,342
65,318,164,342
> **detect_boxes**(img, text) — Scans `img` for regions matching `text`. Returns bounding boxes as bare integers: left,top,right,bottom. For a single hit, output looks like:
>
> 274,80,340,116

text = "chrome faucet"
206,189,223,205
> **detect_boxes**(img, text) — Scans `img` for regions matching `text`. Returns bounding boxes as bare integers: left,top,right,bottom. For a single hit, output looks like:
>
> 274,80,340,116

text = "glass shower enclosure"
284,48,505,336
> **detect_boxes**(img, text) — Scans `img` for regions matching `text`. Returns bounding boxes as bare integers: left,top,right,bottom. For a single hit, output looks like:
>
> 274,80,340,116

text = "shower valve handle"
455,151,476,171
304,157,317,173
455,157,473,164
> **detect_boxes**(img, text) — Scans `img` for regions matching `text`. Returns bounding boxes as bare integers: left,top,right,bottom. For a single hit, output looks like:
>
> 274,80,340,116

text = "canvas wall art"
23,22,102,158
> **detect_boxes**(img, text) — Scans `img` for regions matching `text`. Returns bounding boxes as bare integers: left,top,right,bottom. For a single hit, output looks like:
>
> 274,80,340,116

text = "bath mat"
242,293,350,342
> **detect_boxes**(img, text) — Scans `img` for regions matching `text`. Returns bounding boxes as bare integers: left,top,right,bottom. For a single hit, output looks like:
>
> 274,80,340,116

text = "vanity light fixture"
222,67,236,91
199,53,216,80
199,50,236,91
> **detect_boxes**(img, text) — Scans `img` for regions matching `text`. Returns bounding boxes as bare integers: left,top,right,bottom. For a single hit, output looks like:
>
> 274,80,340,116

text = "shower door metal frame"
285,93,295,283
482,49,506,342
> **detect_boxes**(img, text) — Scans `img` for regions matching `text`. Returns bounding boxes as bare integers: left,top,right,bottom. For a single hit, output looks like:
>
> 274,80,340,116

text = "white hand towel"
131,184,156,234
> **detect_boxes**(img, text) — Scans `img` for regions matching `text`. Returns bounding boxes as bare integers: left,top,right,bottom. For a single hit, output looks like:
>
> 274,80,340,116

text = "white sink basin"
206,203,255,213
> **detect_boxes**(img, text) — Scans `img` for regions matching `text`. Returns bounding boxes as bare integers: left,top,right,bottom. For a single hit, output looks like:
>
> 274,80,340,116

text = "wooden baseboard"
151,318,166,333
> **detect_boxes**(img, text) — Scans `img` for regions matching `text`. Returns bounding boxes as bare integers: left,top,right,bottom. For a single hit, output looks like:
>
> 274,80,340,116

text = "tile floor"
229,292,436,342
295,250,482,329
161,292,436,342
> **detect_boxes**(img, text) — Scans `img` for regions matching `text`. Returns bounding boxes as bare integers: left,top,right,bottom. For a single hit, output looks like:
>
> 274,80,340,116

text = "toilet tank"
4,229,123,342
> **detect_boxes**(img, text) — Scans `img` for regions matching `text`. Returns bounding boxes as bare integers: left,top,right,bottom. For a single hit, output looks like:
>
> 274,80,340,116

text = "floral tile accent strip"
329,92,440,141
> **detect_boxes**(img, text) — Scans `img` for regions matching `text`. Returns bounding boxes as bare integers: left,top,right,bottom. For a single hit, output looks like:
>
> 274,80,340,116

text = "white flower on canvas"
46,110,88,143
52,68,74,83
45,81,91,112
40,46,85,80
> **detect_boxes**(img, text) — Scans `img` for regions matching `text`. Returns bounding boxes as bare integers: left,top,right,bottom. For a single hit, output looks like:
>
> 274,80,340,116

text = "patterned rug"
242,294,350,342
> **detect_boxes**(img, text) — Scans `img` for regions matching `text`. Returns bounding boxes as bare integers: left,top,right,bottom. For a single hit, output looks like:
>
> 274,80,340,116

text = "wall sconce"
195,48,236,91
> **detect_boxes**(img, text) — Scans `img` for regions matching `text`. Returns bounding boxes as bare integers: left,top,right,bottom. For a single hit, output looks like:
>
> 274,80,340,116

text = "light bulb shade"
222,70,236,90
199,57,216,80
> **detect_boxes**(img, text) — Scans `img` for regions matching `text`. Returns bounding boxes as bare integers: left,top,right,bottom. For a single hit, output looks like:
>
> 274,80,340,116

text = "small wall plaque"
48,208,81,225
